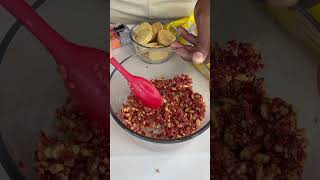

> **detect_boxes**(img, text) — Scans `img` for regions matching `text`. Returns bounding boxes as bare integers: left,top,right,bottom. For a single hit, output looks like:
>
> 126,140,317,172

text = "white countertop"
109,33,210,180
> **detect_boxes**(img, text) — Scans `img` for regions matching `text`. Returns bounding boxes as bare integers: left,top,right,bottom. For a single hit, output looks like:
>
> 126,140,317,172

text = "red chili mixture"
211,41,308,179
35,99,109,180
118,74,206,139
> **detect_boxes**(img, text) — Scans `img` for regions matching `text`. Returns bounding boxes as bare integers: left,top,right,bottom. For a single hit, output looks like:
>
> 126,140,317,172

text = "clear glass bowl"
130,24,175,64
110,54,210,150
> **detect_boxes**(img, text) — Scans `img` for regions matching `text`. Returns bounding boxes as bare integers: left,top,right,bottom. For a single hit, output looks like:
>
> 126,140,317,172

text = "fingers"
171,41,195,51
172,27,209,63
194,12,210,63
177,27,197,44
171,41,185,49
173,24,210,64
175,45,197,62
183,45,195,52
171,41,194,62
193,0,210,64
176,48,193,62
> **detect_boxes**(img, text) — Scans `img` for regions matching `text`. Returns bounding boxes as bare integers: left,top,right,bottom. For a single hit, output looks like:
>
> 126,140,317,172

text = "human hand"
171,0,210,64
170,0,297,64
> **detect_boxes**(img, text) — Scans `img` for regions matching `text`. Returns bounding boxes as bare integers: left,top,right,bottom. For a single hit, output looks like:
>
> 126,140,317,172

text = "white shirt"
110,0,197,23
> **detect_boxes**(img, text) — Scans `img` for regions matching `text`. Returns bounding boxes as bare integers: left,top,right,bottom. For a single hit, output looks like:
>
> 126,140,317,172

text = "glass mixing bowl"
0,0,106,179
130,24,175,64
110,54,210,151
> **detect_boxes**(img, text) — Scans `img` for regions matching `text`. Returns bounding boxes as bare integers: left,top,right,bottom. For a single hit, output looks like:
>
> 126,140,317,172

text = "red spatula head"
110,57,163,109
59,45,109,132
128,76,163,109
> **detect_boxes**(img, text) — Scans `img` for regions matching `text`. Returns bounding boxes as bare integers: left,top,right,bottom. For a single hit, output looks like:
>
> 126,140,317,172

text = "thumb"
192,28,210,64
193,10,210,64
193,39,210,64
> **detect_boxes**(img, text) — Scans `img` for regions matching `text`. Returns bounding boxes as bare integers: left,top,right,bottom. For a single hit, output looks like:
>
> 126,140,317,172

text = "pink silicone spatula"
110,56,163,109
1,0,109,132
1,0,163,129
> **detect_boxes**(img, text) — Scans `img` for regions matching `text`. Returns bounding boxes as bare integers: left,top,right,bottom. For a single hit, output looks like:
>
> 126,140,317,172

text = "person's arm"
171,0,210,64
171,0,300,64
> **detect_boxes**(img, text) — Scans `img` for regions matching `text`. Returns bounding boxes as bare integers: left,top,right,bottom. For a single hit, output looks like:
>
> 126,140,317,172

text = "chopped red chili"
35,99,109,180
211,41,308,179
118,74,206,139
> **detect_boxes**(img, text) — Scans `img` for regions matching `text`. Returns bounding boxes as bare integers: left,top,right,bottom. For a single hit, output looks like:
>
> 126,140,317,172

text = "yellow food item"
133,22,175,62
193,63,210,80
145,43,158,48
134,22,175,47
157,29,176,46
135,30,153,45
152,22,163,32
133,22,152,36
148,50,169,61
151,25,158,42
165,12,197,45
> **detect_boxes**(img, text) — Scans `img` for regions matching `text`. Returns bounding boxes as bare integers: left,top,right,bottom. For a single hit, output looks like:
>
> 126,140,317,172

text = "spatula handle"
110,57,133,80
0,0,69,59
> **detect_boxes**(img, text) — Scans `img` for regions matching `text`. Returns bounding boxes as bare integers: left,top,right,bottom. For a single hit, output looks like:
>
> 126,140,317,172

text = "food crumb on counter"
155,168,160,173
